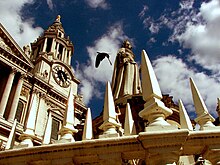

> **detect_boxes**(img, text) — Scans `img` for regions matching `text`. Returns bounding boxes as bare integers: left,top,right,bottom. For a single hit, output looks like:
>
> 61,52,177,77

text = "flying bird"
95,52,112,68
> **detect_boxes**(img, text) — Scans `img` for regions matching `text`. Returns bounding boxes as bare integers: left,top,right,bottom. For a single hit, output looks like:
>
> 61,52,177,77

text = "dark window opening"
51,118,59,140
58,32,62,37
15,100,24,122
58,44,63,60
46,38,53,53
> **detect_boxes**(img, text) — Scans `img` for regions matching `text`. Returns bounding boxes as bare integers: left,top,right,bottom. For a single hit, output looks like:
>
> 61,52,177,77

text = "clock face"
52,65,71,88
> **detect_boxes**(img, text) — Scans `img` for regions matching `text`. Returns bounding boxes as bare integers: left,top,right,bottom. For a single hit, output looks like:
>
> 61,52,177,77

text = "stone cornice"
0,48,32,73
0,23,34,71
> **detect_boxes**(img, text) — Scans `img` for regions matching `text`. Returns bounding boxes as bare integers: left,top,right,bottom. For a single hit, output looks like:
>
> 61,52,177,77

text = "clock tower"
31,15,79,95
28,15,87,142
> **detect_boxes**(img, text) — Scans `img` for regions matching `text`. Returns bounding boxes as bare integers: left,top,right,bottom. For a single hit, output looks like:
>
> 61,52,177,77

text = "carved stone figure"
23,45,31,56
111,40,142,99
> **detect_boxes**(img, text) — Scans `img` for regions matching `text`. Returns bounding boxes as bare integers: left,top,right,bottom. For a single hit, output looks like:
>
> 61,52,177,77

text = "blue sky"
0,0,220,119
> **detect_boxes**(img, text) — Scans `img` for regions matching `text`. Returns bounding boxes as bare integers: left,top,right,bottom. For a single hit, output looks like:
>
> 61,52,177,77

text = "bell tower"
30,15,74,78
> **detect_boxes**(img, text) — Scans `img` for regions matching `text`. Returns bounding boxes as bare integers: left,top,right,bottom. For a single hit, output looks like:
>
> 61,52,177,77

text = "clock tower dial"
52,65,71,88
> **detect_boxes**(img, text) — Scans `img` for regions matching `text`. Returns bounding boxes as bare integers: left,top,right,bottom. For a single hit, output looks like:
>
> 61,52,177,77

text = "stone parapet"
1,129,220,164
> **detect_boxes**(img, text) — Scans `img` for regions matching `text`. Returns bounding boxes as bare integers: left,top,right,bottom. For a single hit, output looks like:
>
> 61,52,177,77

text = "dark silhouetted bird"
95,52,112,68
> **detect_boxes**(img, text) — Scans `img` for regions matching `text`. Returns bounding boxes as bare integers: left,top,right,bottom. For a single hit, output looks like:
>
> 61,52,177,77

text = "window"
46,38,52,53
51,118,60,140
58,32,62,37
58,44,63,60
15,100,24,123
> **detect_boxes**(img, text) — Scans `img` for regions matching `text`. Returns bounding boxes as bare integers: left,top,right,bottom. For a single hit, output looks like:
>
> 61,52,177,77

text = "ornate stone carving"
0,36,13,53
23,45,31,56
20,87,29,100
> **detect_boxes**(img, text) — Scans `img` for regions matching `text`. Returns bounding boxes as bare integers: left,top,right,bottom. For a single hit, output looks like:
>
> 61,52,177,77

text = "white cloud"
149,23,160,34
0,0,43,47
85,0,109,9
47,0,54,10
177,0,220,76
180,0,194,10
153,55,220,118
138,5,148,18
139,0,220,118
75,22,130,104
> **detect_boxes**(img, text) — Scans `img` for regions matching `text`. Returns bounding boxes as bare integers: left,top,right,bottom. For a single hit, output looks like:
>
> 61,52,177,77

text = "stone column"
62,47,65,62
64,48,67,62
0,69,16,118
56,43,60,59
18,89,38,147
5,119,17,149
42,110,52,144
68,51,71,65
8,74,25,122
42,38,48,52
51,39,56,56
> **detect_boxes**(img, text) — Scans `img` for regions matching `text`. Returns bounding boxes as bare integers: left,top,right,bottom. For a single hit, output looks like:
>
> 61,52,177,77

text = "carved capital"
20,73,27,79
10,67,17,74
21,87,30,100
39,92,47,99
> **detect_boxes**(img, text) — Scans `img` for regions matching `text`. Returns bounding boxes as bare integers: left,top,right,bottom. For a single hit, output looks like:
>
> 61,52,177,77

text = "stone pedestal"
99,153,122,165
58,126,78,143
204,146,220,165
16,134,34,148
99,122,120,138
139,129,189,165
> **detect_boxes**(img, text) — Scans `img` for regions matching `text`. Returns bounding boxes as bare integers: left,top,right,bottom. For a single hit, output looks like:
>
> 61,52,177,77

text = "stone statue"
111,40,142,99
56,15,61,22
23,45,31,56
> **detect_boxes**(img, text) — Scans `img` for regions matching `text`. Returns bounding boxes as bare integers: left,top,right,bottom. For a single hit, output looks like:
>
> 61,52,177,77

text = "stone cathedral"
0,16,220,165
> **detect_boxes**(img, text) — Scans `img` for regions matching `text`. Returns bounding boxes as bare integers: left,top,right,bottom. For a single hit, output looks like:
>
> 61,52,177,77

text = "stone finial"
124,103,136,136
82,108,93,140
140,50,162,101
5,119,17,149
189,78,215,130
99,82,121,138
58,85,78,143
179,99,193,131
139,50,173,130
